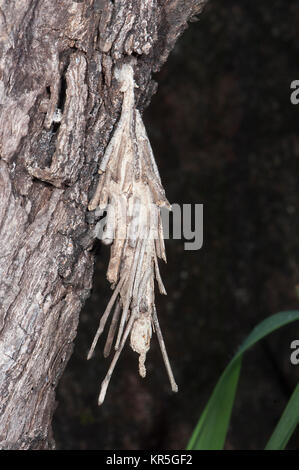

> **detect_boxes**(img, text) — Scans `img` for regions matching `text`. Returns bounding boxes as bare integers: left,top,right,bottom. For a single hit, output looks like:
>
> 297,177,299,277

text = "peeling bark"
0,0,206,450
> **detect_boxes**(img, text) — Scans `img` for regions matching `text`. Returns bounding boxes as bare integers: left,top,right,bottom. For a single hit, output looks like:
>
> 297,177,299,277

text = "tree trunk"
0,0,205,450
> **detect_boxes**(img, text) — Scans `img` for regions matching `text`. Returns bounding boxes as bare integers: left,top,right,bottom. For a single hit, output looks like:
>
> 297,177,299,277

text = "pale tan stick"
132,237,147,300
87,274,126,360
106,220,126,284
98,69,134,175
120,148,134,191
152,306,178,393
135,110,163,184
98,126,123,174
114,238,142,350
137,266,152,311
154,250,167,295
98,312,137,405
101,199,115,245
158,214,167,262
127,196,141,248
103,301,121,358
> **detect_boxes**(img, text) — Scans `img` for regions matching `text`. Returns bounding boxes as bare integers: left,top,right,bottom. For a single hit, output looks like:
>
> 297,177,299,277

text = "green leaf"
187,310,299,450
265,383,299,450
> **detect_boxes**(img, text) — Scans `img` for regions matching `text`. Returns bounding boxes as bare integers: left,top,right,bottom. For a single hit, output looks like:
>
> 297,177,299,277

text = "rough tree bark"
0,0,206,450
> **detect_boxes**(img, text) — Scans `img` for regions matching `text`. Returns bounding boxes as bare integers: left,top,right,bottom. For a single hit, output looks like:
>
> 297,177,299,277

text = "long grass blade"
265,383,299,450
187,310,299,450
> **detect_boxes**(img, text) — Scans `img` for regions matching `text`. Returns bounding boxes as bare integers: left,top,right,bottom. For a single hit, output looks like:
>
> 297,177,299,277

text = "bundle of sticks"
88,63,178,405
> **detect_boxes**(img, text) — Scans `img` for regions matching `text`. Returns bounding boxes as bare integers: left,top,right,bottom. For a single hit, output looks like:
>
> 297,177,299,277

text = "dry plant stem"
98,312,137,405
103,302,122,358
87,274,127,360
152,306,178,393
114,238,142,350
154,251,167,295
88,62,178,404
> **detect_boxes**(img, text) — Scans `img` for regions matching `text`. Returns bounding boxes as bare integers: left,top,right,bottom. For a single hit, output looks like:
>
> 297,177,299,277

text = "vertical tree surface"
0,0,206,450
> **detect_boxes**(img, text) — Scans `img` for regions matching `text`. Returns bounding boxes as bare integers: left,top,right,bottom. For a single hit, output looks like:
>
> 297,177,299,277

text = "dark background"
53,0,299,450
